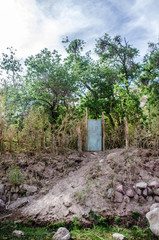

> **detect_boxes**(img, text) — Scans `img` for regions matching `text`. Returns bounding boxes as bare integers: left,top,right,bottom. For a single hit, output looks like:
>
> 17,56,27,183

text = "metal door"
87,119,102,151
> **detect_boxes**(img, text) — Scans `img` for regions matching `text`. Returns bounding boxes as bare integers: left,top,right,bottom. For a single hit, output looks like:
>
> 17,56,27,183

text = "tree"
0,47,25,124
24,48,79,123
95,34,140,90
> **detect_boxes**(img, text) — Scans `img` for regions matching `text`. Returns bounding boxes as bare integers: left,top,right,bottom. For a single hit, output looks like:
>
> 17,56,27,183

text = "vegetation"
0,34,158,152
0,220,157,240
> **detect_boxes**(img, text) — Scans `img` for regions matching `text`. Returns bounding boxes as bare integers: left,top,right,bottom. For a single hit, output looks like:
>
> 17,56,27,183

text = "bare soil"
1,147,159,225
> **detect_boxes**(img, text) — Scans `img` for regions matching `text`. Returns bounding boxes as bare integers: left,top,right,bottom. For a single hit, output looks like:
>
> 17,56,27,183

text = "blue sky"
0,0,158,59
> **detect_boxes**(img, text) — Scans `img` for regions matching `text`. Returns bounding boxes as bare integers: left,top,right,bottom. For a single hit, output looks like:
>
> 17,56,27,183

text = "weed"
114,216,122,225
6,164,26,186
131,211,141,221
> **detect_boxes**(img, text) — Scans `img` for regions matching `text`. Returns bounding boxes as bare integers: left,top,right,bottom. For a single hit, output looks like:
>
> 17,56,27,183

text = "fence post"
124,116,129,149
77,126,82,153
102,112,105,151
85,107,88,151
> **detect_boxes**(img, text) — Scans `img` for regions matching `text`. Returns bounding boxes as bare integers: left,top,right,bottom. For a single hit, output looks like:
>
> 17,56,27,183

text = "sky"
0,0,158,60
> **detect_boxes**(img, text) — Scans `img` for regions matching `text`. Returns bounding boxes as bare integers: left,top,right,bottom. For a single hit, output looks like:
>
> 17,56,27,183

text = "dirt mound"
14,147,159,224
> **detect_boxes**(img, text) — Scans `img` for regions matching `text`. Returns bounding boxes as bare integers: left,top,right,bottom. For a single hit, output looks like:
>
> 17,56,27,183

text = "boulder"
150,203,159,211
8,197,29,210
146,208,159,236
13,230,24,237
53,227,70,240
112,233,125,239
136,182,147,189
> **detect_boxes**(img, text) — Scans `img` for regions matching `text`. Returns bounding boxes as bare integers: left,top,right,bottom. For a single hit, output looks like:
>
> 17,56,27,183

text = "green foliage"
6,164,26,186
114,216,122,225
89,210,108,227
131,211,141,221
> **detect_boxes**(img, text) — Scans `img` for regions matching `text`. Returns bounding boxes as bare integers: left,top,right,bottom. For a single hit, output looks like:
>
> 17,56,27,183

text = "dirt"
1,147,159,224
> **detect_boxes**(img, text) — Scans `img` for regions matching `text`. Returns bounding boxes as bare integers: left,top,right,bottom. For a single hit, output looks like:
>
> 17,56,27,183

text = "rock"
150,203,159,211
8,197,29,210
136,182,147,189
53,227,70,240
11,185,19,193
142,189,148,197
148,181,159,188
154,188,159,196
0,183,4,196
126,189,135,198
114,191,123,203
147,187,153,195
116,185,124,194
134,194,139,202
138,196,146,204
12,193,19,201
107,153,118,161
146,208,159,236
112,233,125,239
154,196,159,203
21,184,37,195
13,230,24,237
134,187,141,195
0,199,5,210
107,188,114,199
124,195,130,203
147,196,153,202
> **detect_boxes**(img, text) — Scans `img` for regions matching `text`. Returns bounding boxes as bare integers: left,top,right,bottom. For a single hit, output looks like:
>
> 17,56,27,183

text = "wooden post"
124,116,129,149
77,126,82,153
85,107,88,151
102,112,105,151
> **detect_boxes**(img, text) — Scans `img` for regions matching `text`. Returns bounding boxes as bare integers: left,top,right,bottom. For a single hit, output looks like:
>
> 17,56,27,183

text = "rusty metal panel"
87,119,102,151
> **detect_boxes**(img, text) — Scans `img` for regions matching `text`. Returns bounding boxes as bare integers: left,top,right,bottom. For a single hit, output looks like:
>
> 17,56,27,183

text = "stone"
107,153,118,161
154,188,159,196
142,188,148,197
147,187,153,195
0,199,5,210
114,191,123,203
148,181,159,188
12,193,18,201
0,183,4,196
8,197,29,210
107,188,114,199
21,184,37,195
154,196,159,203
134,187,142,195
13,230,24,237
112,233,125,239
53,227,70,240
126,189,135,198
138,196,146,204
116,185,124,194
124,195,130,203
146,208,159,236
136,182,147,189
134,194,139,202
150,203,159,211
147,196,153,202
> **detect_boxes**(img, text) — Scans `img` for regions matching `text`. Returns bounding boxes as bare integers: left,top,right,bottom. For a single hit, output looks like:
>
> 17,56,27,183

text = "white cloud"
0,0,158,60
